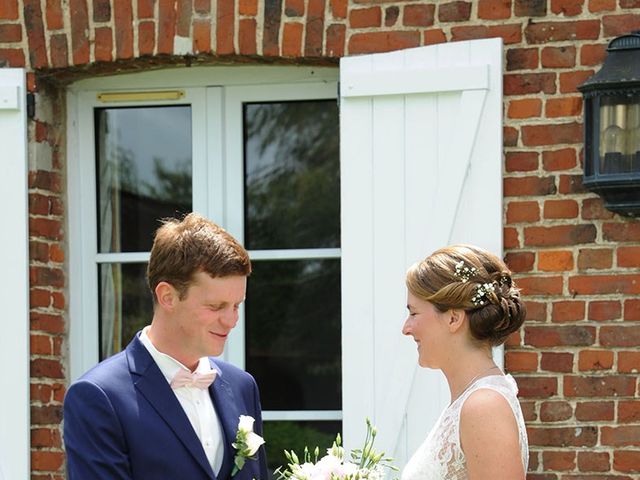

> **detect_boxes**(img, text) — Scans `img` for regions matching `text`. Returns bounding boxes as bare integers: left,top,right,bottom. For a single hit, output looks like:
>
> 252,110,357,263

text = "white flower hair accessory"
471,282,496,307
454,260,477,283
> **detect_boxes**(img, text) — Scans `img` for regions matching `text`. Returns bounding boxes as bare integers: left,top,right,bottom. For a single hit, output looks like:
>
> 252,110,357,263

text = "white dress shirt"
140,327,224,474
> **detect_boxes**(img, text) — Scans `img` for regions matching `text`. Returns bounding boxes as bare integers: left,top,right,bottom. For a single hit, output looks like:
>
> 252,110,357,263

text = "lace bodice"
401,374,529,480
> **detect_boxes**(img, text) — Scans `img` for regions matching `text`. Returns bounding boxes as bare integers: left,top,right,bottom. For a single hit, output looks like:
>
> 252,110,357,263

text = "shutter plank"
0,68,29,480
342,65,488,98
340,53,377,449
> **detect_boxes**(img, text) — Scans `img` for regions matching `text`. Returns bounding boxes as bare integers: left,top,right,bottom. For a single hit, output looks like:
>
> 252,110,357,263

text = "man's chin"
204,347,223,358
208,342,226,357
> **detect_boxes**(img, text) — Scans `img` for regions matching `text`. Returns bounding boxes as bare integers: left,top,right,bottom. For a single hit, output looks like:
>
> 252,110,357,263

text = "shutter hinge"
26,92,35,119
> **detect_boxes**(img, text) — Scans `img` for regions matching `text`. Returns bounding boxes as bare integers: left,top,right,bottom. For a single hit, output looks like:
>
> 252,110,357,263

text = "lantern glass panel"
598,95,640,174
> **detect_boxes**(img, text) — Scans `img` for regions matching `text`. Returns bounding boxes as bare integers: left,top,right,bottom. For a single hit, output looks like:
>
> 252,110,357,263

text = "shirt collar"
139,326,215,384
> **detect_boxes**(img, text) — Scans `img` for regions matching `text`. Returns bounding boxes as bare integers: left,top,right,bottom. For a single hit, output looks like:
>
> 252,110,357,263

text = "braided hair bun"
406,244,526,346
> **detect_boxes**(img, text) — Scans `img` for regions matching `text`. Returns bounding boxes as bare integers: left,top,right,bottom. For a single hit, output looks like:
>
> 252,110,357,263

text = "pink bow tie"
170,369,217,390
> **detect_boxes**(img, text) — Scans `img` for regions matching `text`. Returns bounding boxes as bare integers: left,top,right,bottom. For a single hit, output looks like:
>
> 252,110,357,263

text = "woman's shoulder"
459,375,520,422
458,379,522,452
458,377,528,478
460,385,514,422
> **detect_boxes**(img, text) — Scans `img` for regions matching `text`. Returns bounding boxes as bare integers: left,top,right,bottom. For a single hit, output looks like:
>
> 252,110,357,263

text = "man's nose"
221,307,239,328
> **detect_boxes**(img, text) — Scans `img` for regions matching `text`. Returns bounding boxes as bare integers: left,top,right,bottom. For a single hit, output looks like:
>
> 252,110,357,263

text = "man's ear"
155,282,178,310
448,308,466,333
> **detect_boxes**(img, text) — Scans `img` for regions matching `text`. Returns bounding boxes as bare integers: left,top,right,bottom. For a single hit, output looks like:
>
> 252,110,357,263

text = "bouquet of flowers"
274,419,397,480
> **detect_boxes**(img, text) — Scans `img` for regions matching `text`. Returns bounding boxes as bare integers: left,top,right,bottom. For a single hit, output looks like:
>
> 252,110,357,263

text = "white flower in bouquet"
290,462,319,480
275,419,397,480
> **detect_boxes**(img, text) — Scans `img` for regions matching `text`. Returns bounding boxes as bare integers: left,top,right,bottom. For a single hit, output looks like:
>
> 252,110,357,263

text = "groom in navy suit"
63,213,268,480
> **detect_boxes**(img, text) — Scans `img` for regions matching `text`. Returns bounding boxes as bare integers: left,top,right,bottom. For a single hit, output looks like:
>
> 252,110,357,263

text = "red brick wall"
2,0,640,478
27,83,67,479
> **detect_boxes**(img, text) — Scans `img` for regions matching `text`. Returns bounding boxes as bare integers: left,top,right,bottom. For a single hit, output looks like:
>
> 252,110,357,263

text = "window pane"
244,100,340,250
599,95,640,174
95,106,193,253
263,421,341,472
98,262,151,359
246,259,341,410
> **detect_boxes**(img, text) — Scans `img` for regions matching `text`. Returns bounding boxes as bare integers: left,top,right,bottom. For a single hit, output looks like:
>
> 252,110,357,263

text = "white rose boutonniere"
232,415,266,476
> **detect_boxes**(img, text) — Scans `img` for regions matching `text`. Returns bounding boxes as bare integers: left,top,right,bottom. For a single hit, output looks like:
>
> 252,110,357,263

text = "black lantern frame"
578,31,640,217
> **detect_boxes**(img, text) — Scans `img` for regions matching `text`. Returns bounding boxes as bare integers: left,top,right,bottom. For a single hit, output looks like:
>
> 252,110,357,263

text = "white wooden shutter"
0,68,29,479
340,38,503,468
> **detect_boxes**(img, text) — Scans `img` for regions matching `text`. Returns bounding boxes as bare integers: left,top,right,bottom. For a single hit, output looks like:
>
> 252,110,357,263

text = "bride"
401,244,529,480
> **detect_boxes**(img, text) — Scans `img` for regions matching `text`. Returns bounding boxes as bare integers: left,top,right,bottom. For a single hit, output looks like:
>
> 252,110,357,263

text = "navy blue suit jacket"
63,334,268,480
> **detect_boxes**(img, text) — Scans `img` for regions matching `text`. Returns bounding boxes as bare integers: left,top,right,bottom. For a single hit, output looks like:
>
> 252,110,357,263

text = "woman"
401,244,528,480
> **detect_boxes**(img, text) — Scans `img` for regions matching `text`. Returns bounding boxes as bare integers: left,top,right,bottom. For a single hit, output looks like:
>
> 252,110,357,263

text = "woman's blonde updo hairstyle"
406,244,526,346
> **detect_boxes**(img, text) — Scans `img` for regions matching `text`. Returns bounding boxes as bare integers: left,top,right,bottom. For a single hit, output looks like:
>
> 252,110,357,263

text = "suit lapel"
210,361,240,480
126,336,216,479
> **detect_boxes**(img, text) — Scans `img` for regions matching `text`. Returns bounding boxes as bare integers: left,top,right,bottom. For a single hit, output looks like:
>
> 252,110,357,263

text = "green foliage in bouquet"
263,422,335,470
274,419,398,480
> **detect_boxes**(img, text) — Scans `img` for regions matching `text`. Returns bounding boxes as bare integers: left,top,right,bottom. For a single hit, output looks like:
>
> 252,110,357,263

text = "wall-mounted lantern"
578,31,640,216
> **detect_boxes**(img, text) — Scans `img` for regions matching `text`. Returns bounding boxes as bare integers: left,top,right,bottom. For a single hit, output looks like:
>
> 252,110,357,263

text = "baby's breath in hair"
471,282,496,307
454,260,477,283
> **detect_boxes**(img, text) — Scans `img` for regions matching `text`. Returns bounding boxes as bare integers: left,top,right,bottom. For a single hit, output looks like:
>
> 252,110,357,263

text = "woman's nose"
402,317,412,336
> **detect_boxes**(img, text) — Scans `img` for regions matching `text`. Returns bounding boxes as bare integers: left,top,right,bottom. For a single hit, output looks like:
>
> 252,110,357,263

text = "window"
68,67,340,471
95,105,193,358
239,96,341,467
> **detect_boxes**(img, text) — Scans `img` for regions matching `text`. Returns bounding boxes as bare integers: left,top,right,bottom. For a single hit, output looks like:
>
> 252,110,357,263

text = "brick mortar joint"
31,262,66,269
30,304,66,310
28,212,65,218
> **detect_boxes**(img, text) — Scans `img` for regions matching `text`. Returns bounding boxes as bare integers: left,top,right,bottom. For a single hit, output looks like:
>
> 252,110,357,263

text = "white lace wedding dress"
401,374,529,480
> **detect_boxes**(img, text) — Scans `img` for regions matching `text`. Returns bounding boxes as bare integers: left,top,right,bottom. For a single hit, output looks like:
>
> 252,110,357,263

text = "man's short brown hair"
147,213,251,302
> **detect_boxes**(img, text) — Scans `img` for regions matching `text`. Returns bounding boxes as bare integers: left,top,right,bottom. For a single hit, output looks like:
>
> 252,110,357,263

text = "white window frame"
67,66,341,425
70,87,209,374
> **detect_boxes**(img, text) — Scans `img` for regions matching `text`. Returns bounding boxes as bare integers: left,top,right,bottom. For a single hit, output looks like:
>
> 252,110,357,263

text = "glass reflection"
598,95,640,174
263,421,341,472
244,100,340,250
246,259,341,410
95,106,193,253
98,262,152,359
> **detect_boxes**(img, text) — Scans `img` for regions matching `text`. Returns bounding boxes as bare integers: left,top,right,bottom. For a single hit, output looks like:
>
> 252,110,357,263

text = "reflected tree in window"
96,106,193,357
244,100,340,250
96,106,193,253
243,100,342,413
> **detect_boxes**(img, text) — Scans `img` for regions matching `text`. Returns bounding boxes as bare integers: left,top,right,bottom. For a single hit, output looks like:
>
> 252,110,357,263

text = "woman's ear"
155,281,178,310
448,308,466,333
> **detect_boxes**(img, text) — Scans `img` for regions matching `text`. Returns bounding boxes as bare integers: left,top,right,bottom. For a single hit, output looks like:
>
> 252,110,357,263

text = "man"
63,213,268,480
